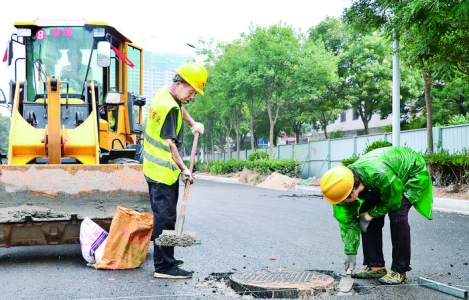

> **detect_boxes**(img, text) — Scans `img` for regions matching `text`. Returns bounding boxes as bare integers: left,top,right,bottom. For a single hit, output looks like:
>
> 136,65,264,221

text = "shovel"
338,268,354,293
154,132,199,247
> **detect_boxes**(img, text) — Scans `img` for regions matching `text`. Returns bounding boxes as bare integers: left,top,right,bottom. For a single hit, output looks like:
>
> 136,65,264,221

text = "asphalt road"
1,179,468,300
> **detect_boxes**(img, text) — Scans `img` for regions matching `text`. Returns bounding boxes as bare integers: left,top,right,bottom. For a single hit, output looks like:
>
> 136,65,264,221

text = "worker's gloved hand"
191,122,204,135
181,168,194,184
344,254,356,272
359,213,371,233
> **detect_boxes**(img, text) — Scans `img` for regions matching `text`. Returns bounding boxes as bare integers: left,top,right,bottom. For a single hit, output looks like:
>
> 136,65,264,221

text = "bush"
341,140,392,166
341,155,359,167
330,129,345,139
424,152,469,186
363,140,392,155
198,158,301,178
248,151,270,161
246,159,300,177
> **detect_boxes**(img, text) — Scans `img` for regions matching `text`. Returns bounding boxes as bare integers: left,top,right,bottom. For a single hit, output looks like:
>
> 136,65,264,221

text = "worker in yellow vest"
143,62,207,279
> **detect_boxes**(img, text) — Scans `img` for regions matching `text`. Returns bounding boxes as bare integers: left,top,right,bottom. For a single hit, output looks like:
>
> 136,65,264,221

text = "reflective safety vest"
143,87,183,185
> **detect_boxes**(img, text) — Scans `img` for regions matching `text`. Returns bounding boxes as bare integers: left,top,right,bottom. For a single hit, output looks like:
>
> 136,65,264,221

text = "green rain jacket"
333,146,433,255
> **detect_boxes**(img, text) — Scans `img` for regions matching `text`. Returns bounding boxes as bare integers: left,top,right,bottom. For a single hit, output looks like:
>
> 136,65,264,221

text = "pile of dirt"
256,172,302,191
235,168,268,186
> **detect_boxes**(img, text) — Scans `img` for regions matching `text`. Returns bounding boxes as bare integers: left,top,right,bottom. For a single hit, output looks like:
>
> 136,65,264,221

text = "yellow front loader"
0,19,149,248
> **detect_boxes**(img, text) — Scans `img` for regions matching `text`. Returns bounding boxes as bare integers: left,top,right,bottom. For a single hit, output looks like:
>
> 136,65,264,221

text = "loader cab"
6,19,146,165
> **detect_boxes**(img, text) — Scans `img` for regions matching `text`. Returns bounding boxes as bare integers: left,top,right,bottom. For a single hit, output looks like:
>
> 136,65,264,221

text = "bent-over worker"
320,146,433,285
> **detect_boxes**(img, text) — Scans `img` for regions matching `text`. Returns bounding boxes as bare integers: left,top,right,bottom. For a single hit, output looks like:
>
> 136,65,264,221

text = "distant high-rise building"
142,52,194,120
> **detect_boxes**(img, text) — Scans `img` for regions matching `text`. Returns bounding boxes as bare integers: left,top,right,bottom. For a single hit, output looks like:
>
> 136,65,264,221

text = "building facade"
142,52,194,120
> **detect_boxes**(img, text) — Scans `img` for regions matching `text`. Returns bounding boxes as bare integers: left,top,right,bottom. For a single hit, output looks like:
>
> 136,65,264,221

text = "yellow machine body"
0,19,148,247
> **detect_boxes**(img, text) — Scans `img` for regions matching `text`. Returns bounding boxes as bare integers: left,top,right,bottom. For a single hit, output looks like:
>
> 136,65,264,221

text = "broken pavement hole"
277,194,317,199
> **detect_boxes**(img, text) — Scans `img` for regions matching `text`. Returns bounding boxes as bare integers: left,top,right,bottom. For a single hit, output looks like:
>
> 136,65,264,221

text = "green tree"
284,37,340,142
341,32,393,134
242,23,302,158
343,0,469,152
308,17,350,139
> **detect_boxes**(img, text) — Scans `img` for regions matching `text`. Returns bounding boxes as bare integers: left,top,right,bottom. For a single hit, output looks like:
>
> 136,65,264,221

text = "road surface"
1,179,468,299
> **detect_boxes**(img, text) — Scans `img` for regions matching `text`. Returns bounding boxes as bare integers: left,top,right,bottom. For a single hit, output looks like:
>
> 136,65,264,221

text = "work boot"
378,270,406,285
154,266,193,279
351,266,387,279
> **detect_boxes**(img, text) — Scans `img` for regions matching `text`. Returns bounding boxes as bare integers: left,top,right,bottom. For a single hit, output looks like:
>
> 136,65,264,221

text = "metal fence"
197,124,469,179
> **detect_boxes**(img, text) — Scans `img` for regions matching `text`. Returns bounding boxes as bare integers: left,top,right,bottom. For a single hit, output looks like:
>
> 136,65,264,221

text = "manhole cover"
230,269,335,298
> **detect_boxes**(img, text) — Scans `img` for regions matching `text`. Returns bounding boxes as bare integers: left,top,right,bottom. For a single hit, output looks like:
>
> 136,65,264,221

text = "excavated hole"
277,193,323,199
200,270,372,298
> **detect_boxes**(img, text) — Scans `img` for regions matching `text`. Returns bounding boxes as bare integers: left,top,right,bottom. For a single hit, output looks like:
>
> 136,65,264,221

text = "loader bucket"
0,164,149,247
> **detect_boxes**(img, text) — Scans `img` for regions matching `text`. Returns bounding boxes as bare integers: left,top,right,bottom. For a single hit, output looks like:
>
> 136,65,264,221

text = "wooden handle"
176,132,200,235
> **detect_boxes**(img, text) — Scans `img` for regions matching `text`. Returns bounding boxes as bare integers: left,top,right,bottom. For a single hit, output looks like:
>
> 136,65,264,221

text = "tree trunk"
363,118,369,135
250,114,255,151
235,128,240,160
420,58,433,153
269,123,275,158
210,135,215,162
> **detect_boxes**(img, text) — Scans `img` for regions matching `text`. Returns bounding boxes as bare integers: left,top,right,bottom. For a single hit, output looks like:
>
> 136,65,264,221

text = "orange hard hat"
176,62,208,95
320,166,354,204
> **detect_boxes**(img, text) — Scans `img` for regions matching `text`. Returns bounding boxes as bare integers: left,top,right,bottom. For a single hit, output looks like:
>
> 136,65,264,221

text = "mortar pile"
155,233,195,247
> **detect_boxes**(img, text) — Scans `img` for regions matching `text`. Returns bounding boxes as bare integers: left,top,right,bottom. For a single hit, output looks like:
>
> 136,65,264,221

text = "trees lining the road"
186,4,469,158
343,0,469,153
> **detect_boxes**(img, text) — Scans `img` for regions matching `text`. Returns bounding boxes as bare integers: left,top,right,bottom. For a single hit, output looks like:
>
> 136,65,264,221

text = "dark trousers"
148,180,179,272
361,197,412,273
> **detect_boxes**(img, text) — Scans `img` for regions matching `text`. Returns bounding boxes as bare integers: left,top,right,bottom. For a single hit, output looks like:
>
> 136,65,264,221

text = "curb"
197,175,469,215
196,175,239,184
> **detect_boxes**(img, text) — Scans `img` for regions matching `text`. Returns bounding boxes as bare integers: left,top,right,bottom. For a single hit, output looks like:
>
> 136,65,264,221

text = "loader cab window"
127,45,143,126
26,26,101,102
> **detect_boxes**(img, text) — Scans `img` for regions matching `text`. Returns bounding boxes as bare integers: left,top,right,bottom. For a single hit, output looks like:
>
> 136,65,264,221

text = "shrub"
246,159,300,177
341,140,392,166
199,158,300,178
424,153,469,186
363,140,392,155
330,129,345,139
341,155,359,167
248,151,270,161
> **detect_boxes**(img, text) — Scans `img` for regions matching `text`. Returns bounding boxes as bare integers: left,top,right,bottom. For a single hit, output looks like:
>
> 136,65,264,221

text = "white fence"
198,124,469,179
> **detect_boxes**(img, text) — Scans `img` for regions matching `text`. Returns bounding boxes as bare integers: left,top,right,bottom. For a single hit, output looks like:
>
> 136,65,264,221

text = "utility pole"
392,33,400,146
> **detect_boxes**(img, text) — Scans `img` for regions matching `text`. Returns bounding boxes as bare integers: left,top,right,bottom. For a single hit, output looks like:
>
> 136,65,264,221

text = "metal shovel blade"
338,269,354,293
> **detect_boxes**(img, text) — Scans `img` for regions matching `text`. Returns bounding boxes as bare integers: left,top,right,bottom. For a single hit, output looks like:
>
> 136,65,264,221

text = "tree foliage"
0,115,10,153
343,0,469,152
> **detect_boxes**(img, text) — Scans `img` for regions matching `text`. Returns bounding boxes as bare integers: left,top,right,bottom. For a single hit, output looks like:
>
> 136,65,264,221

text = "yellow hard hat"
320,166,354,204
176,62,208,95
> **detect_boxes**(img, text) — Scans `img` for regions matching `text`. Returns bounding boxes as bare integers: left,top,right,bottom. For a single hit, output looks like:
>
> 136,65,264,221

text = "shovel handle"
176,132,199,235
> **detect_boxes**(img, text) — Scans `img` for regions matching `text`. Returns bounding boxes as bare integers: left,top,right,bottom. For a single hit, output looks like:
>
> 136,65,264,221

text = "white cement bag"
80,217,108,264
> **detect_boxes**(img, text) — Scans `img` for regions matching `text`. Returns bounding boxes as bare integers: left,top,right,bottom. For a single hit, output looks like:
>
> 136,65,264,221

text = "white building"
142,52,194,120
307,110,392,141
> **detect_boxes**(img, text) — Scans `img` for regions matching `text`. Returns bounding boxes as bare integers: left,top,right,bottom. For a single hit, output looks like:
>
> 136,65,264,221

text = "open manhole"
229,269,335,298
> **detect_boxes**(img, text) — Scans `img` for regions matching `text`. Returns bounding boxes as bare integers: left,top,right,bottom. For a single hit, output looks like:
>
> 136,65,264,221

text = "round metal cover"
230,269,335,298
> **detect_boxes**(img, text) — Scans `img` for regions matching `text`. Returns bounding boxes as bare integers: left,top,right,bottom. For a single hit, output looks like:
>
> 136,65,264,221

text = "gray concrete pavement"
198,174,469,215
1,177,468,300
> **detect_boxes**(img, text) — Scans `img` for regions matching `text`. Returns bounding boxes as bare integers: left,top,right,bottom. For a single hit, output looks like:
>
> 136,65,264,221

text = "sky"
0,0,351,115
